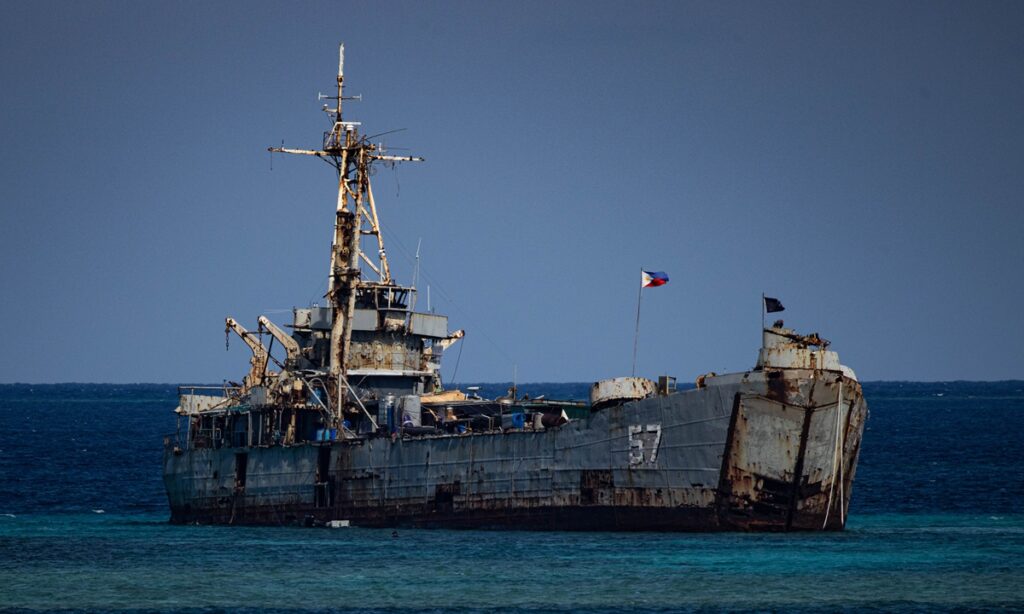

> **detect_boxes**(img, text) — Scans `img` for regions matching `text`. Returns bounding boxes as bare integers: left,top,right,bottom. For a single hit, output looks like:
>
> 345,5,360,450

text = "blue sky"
2,1,1022,383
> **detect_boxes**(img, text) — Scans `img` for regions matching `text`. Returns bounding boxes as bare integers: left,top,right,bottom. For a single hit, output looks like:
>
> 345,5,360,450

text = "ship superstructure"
164,46,867,531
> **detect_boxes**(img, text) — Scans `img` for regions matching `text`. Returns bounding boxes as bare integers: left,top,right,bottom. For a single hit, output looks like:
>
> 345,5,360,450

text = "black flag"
764,296,785,313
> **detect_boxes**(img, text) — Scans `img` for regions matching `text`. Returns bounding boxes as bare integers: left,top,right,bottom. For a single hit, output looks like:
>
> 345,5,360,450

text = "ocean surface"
1,381,1022,612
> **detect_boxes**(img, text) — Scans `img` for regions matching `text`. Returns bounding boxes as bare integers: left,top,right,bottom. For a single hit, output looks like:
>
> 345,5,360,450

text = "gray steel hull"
164,368,867,531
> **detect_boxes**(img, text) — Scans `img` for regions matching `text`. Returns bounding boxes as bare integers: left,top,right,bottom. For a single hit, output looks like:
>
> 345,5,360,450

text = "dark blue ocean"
1,382,1022,612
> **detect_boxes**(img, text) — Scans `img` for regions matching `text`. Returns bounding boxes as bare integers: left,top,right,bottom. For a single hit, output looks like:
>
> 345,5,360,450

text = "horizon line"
1,379,1023,386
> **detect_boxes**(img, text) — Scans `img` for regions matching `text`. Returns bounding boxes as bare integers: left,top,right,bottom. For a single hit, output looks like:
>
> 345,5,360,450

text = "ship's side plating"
165,368,865,531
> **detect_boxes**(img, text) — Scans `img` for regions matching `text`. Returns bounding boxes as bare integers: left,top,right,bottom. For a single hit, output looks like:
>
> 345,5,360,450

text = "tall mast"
269,43,422,413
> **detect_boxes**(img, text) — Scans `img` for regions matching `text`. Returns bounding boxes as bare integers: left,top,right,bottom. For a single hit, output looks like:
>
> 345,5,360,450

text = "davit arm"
225,317,271,389
435,329,465,352
258,315,302,366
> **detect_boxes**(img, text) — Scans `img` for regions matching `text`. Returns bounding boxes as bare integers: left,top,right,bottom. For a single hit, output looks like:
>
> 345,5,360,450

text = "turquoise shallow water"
1,512,1022,611
1,382,1023,611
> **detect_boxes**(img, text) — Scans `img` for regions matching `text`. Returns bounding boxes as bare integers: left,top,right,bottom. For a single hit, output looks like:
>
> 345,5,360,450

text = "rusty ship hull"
164,368,866,531
163,46,868,532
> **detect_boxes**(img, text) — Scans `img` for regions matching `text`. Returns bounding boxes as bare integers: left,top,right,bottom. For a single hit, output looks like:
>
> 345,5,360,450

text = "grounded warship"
163,46,868,531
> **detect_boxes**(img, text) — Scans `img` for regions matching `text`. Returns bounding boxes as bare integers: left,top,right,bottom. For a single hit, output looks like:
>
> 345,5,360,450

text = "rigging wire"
364,127,407,141
449,336,465,389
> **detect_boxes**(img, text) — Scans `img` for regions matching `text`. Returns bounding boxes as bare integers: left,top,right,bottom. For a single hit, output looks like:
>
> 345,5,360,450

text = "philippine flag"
641,270,669,288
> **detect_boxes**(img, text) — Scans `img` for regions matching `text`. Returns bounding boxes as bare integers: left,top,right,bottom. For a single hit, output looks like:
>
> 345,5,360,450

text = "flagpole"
761,292,765,335
632,276,643,377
